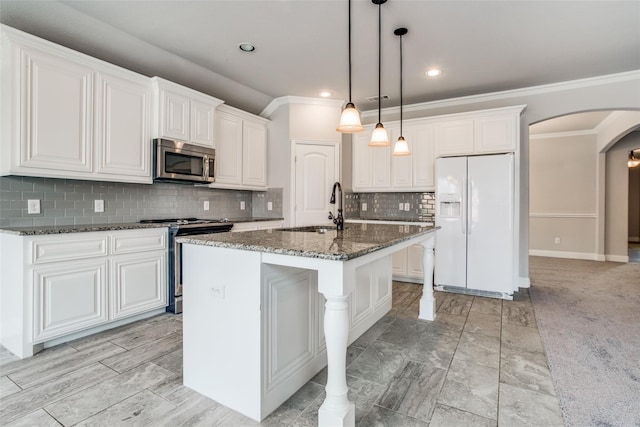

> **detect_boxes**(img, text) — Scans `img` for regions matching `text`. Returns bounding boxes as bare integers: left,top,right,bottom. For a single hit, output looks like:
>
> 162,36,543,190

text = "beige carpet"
529,256,640,427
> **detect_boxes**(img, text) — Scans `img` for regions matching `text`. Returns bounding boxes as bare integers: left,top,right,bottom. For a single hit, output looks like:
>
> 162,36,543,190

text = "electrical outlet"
94,200,104,213
554,237,561,244
362,202,367,211
204,201,210,211
399,203,404,211
404,203,410,211
267,202,273,211
240,201,246,210
27,199,40,214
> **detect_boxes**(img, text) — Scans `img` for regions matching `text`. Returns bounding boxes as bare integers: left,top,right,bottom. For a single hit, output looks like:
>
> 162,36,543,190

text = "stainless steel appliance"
139,218,233,313
153,139,215,183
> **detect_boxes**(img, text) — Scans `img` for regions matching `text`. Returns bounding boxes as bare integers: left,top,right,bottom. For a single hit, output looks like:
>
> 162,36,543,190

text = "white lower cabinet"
392,245,424,283
33,259,109,342
0,228,167,358
231,220,284,232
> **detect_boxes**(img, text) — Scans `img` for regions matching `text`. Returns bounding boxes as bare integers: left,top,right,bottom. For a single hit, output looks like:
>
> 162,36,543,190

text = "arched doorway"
528,110,640,262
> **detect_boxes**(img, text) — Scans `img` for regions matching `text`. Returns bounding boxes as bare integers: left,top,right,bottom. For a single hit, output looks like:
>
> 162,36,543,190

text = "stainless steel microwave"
153,139,215,183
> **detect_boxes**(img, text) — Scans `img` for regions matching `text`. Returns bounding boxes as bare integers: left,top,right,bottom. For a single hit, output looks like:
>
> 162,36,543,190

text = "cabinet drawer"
32,236,108,264
111,230,167,254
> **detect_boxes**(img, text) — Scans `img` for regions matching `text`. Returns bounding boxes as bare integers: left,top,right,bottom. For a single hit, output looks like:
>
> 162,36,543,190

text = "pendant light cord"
348,0,352,103
377,0,382,124
399,32,403,137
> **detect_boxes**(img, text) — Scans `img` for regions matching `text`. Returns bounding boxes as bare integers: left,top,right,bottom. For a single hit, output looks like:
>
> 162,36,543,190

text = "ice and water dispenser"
439,193,461,218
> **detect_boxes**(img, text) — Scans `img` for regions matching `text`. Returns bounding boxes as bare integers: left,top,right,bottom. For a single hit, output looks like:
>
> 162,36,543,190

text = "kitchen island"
177,223,437,426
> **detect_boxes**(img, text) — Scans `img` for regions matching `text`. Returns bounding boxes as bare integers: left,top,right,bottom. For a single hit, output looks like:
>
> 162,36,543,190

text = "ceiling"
1,1,638,116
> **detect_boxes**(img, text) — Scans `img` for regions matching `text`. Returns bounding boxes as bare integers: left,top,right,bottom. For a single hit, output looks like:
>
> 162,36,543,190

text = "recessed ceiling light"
238,42,256,52
319,91,332,98
425,69,442,77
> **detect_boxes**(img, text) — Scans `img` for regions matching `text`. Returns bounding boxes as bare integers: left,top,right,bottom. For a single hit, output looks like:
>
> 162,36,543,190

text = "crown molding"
261,96,345,118
361,70,640,118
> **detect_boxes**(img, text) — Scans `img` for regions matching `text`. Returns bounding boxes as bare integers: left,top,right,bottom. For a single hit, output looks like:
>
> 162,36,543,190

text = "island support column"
419,234,436,321
318,293,355,427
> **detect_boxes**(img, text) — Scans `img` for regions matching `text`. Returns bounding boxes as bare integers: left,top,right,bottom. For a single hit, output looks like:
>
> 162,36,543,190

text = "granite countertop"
0,217,285,236
177,222,438,261
346,218,434,225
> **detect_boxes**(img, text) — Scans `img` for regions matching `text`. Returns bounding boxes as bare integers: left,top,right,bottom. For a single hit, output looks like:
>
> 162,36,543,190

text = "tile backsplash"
345,192,435,223
0,176,283,228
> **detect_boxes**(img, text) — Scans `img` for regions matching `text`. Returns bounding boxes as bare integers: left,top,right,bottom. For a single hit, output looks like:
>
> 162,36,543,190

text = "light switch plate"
404,203,410,211
27,199,40,214
240,201,246,210
267,202,273,211
204,201,210,211
94,200,104,213
362,202,367,211
399,203,404,211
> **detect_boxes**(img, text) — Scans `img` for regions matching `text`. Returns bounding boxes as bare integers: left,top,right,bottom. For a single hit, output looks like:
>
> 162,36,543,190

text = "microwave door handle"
203,156,210,181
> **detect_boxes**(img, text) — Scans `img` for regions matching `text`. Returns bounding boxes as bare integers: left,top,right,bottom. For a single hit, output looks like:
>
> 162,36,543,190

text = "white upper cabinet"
0,26,153,184
436,106,523,157
95,70,152,179
352,121,436,192
152,77,222,149
208,104,269,190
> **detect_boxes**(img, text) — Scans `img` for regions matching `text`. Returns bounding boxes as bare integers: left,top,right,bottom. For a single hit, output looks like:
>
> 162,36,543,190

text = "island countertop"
177,222,438,261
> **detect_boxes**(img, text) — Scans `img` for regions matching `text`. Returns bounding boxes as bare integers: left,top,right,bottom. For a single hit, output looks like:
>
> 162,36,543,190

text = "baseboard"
629,236,639,243
529,249,605,261
518,276,531,288
605,254,630,263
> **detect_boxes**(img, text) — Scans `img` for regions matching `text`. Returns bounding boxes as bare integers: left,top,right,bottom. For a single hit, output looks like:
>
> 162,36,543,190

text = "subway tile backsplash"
345,192,435,223
0,176,283,228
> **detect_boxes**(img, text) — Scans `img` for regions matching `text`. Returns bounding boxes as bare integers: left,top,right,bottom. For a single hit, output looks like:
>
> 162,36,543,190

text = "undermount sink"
280,225,349,233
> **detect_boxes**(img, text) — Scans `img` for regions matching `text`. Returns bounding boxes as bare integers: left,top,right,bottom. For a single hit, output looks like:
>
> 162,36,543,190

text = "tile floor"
629,242,640,263
0,283,563,426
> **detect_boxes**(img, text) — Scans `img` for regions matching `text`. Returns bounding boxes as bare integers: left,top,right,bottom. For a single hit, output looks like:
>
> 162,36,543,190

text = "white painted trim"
529,249,605,261
529,129,596,139
593,110,627,133
529,213,597,218
629,236,640,242
518,276,531,288
606,254,630,263
261,96,345,118
361,70,640,118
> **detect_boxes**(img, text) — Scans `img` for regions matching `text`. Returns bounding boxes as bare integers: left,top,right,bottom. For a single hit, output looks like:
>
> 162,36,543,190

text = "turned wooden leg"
318,294,355,427
419,235,436,321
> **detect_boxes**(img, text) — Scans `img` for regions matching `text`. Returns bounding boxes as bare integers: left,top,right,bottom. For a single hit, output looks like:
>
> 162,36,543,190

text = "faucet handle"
328,211,334,221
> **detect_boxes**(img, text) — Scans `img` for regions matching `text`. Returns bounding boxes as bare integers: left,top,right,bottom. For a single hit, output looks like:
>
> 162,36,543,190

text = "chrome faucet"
328,181,344,230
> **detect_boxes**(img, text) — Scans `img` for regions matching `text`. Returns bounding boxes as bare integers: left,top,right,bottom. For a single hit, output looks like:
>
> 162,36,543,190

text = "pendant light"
369,0,390,147
629,150,640,168
392,27,410,156
336,0,364,133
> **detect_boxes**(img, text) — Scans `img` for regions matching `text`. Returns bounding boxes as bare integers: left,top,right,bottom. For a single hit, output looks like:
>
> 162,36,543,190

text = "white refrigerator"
434,153,514,296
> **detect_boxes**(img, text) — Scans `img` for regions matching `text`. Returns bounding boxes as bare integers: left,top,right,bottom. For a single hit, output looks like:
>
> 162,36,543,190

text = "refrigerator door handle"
461,175,466,235
467,178,473,236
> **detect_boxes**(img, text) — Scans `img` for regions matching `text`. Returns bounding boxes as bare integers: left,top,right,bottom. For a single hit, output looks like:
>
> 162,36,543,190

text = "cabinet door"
474,114,517,153
406,244,424,279
390,125,412,188
19,46,93,173
371,143,391,188
412,124,436,189
436,119,474,156
214,111,243,184
190,99,215,148
33,260,108,342
160,89,190,141
352,132,373,189
95,71,151,181
242,120,267,187
392,247,408,276
111,252,167,320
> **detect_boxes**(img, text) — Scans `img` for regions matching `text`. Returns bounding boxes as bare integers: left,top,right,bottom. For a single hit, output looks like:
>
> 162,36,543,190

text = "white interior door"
294,142,339,226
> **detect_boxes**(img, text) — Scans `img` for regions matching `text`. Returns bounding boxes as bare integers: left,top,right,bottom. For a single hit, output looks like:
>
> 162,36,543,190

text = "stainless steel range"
139,218,234,313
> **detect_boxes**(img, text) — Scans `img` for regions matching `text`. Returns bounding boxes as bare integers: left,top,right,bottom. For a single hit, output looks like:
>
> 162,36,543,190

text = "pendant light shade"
369,0,390,147
337,0,364,133
629,150,640,168
392,27,410,156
